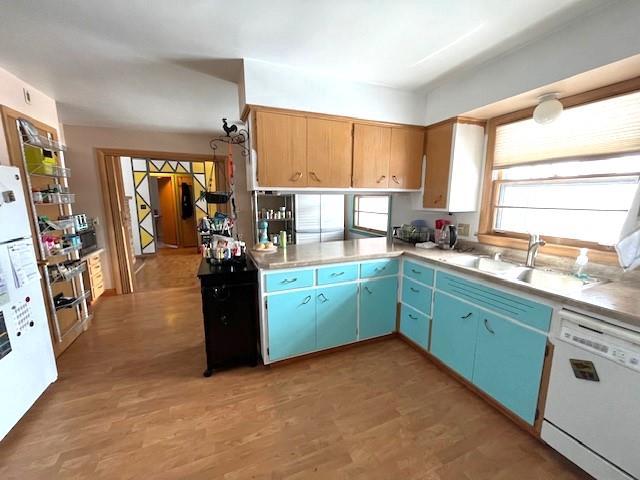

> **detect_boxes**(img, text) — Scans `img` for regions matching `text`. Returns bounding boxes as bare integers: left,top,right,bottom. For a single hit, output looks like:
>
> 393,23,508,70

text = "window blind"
494,90,640,168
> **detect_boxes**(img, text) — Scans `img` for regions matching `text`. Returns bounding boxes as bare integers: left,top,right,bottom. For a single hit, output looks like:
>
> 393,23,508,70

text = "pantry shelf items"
16,117,92,356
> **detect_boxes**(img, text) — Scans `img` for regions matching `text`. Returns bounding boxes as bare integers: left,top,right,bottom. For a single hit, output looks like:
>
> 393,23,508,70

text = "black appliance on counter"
78,228,98,256
197,255,260,377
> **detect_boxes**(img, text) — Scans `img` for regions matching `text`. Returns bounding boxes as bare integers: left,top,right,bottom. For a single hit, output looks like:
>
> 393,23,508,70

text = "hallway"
0,287,588,479
134,247,202,292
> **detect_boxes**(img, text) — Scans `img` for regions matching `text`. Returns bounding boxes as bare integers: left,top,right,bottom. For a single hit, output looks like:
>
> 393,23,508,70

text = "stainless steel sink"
513,268,604,292
446,255,520,275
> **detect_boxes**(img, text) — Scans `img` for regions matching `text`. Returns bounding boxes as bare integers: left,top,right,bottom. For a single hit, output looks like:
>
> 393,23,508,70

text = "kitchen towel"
615,182,640,271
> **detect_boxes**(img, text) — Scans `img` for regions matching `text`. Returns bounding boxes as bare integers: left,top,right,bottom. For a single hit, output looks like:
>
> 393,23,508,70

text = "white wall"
424,0,640,124
242,58,426,125
0,66,60,165
64,126,252,289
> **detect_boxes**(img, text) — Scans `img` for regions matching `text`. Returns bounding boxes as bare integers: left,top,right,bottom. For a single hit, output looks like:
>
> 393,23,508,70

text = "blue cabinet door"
359,277,398,339
473,311,547,425
316,284,358,349
401,277,432,315
399,304,429,350
267,289,316,361
430,291,479,380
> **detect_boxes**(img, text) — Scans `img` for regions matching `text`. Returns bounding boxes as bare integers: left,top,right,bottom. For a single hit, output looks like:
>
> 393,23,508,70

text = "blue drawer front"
400,304,430,350
317,263,359,285
404,260,434,286
360,259,399,279
265,269,314,293
401,277,432,315
436,272,552,331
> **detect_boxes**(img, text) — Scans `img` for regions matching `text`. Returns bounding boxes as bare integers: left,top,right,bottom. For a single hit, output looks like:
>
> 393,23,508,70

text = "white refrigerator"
0,166,57,440
295,194,345,244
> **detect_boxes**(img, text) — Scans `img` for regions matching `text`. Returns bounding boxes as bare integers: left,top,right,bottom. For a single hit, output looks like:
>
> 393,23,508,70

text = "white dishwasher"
542,309,640,480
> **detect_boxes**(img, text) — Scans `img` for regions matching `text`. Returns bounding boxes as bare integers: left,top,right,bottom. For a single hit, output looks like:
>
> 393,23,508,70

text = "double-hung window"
353,195,390,234
481,87,640,252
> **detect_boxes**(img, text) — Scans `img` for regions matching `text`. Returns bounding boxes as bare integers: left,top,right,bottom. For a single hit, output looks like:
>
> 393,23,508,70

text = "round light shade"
533,94,563,124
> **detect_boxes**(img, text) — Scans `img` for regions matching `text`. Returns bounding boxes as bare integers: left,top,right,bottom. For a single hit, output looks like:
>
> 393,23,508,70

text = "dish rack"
393,224,433,244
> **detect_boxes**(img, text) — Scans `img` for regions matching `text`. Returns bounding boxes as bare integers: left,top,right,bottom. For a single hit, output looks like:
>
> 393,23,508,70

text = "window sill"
477,234,619,266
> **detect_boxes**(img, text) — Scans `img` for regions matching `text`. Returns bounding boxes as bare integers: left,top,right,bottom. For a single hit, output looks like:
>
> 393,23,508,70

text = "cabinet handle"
330,271,345,277
364,286,373,295
376,175,386,183
484,318,495,334
461,312,473,319
291,171,303,181
317,293,328,303
408,314,418,320
410,287,420,293
301,295,312,305
411,268,421,274
309,171,322,182
392,175,400,184
280,277,297,284
374,266,386,272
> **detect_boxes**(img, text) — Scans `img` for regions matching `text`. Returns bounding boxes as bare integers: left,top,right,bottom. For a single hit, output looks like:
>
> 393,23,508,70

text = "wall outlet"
457,223,470,237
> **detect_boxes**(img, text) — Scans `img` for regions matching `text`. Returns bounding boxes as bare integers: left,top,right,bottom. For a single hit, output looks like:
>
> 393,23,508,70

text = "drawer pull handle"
291,171,303,182
461,312,473,319
410,287,420,293
309,171,322,182
301,295,312,305
317,293,329,303
392,175,400,184
376,175,386,183
484,318,495,334
364,286,373,295
280,277,297,284
330,271,345,277
374,266,386,272
408,314,418,320
411,269,421,274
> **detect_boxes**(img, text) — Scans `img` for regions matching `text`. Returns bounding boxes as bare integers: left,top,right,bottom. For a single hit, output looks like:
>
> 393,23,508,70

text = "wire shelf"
44,243,82,258
49,262,86,284
33,192,76,205
28,163,71,178
54,290,89,311
39,217,76,233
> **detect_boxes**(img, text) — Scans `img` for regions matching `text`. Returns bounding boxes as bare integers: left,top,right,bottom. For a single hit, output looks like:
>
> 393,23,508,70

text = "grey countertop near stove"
248,237,640,330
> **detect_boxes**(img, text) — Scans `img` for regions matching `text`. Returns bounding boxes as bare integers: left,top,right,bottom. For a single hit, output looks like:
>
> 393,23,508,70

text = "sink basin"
447,255,520,275
513,268,604,292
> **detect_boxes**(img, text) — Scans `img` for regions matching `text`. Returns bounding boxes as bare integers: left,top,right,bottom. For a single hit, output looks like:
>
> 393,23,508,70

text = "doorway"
150,174,198,249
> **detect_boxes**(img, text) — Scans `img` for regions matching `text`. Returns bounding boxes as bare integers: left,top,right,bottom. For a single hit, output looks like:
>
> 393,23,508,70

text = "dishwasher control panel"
560,324,640,373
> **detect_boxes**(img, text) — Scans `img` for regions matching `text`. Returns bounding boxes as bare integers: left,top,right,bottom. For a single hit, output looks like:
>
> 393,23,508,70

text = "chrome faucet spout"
526,233,546,268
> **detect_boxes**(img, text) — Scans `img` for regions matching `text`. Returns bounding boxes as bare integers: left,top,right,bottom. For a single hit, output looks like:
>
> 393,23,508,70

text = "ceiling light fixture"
533,93,563,124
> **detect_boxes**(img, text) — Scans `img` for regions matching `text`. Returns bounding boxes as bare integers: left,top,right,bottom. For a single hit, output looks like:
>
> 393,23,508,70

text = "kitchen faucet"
526,233,546,268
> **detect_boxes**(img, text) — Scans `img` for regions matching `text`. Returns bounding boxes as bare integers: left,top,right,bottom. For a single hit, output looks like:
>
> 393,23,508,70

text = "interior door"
352,123,391,188
157,176,178,246
175,175,197,247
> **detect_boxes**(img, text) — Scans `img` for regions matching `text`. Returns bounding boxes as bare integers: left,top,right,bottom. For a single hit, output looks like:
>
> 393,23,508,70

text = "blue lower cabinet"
473,311,547,425
359,276,398,339
399,304,429,349
401,277,432,315
267,289,316,361
316,284,358,349
431,291,479,380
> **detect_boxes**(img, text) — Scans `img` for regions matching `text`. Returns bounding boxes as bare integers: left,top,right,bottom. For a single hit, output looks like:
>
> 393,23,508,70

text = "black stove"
197,255,260,376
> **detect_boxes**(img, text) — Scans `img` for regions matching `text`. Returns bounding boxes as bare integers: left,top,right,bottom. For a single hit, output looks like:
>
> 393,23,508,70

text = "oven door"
543,312,640,480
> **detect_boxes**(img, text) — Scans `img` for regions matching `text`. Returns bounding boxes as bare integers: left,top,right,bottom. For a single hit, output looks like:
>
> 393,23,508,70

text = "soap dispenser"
574,248,589,276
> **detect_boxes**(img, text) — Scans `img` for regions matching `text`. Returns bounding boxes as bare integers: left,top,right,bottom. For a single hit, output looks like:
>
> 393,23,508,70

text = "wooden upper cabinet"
423,121,454,208
256,111,307,187
389,127,424,189
307,118,353,188
352,123,391,188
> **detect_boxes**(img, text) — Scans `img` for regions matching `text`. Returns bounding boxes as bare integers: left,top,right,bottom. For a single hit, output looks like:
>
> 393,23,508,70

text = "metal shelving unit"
17,119,92,346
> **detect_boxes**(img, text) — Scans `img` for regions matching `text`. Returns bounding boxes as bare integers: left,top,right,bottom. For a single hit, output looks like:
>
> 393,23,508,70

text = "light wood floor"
134,247,202,292
0,287,590,479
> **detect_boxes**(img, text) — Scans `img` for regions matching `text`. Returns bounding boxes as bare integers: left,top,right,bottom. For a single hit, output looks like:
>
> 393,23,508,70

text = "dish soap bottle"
574,248,589,277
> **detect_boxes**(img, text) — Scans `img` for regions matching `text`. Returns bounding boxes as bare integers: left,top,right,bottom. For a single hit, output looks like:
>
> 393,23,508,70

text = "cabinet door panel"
316,284,357,349
307,118,352,188
267,289,316,361
430,291,478,380
389,128,424,189
474,311,547,424
256,111,307,187
423,122,453,208
401,277,432,315
359,277,398,339
399,304,429,350
352,124,391,188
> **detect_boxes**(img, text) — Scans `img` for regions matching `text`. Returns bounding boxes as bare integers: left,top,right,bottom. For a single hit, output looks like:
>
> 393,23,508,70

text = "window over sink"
353,195,390,234
480,81,640,257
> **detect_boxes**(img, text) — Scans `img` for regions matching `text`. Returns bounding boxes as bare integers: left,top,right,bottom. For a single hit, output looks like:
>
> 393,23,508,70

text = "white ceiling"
0,0,603,133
